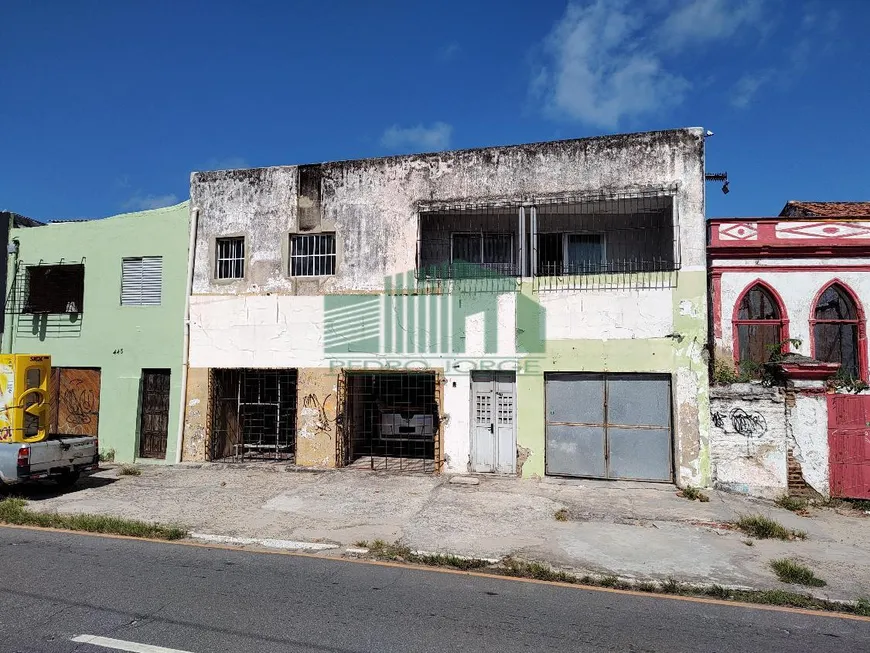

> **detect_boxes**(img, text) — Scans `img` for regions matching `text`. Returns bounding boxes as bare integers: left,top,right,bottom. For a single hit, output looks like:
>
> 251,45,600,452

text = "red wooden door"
828,394,870,499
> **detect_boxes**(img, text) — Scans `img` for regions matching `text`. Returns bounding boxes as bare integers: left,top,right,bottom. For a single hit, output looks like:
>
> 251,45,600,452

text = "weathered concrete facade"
183,128,710,486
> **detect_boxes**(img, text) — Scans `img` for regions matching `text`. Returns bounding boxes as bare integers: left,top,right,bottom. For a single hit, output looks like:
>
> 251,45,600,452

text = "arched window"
812,283,863,379
733,282,786,368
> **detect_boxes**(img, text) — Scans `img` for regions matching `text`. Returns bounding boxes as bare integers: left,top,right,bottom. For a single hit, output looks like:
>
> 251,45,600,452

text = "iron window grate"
290,233,336,277
215,237,245,280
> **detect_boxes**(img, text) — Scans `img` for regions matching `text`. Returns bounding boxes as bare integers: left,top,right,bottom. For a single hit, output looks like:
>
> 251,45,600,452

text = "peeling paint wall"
710,384,787,498
787,390,829,495
185,128,708,480
181,367,209,462
709,383,831,498
296,368,338,467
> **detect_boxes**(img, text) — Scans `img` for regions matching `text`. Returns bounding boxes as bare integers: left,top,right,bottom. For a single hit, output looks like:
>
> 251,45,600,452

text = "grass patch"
98,449,115,463
554,508,569,522
774,495,808,513
846,499,870,512
735,514,806,540
365,539,491,570
0,498,187,540
118,464,141,476
678,486,710,502
770,558,826,587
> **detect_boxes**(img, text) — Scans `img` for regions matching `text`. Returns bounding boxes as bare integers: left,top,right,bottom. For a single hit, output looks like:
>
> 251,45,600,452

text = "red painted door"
828,394,870,499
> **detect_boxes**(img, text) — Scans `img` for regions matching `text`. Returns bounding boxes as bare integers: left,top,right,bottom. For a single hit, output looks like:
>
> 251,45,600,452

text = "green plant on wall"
829,367,870,394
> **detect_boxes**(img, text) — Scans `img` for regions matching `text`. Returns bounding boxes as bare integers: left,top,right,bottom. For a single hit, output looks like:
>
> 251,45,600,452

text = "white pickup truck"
0,436,99,489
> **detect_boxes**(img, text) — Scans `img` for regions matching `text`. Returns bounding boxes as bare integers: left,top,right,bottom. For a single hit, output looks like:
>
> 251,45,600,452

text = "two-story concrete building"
2,202,190,463
181,128,710,486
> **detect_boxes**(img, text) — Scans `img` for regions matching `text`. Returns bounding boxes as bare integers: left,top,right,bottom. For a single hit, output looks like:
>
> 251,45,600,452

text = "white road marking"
190,532,338,551
70,634,194,653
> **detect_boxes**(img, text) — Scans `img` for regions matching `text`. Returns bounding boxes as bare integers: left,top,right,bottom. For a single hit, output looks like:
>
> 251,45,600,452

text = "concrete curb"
190,532,339,552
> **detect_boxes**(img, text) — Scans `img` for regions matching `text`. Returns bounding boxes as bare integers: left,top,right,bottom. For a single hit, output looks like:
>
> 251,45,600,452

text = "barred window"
290,233,336,277
215,237,245,280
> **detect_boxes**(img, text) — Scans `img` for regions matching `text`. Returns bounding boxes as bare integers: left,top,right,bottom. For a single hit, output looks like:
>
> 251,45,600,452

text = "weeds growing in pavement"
678,486,710,502
554,508,569,522
356,540,867,617
118,464,141,476
735,515,806,540
774,495,809,513
770,559,826,587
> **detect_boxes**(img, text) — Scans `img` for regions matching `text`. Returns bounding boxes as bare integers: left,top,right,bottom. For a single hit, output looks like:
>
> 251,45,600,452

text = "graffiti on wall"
302,393,335,435
711,406,768,456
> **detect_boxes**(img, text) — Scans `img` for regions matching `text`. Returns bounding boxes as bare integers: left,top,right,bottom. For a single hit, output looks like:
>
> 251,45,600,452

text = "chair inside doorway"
209,369,297,462
339,371,440,473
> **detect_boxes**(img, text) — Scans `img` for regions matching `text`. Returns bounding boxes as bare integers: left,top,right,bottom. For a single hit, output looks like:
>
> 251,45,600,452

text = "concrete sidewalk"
12,464,870,601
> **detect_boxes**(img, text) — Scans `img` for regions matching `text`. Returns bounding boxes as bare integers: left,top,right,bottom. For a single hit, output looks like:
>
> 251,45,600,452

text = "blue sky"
3,0,868,221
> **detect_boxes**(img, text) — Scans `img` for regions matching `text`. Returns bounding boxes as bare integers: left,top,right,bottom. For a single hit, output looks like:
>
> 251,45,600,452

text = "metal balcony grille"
417,189,679,291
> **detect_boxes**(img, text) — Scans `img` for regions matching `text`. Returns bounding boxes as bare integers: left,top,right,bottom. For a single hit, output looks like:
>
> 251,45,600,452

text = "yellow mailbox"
0,354,51,443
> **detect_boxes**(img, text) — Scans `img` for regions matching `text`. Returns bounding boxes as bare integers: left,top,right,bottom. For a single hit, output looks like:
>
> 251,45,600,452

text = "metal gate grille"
338,371,441,473
545,373,673,482
209,369,297,462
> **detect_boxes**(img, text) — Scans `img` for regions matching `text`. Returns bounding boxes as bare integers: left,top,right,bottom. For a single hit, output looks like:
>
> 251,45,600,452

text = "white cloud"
658,0,765,51
436,42,461,62
533,0,768,126
380,122,453,152
535,0,688,127
730,70,773,109
122,193,179,211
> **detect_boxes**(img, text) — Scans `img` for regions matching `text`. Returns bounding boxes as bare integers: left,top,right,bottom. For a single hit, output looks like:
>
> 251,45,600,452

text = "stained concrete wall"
709,384,788,498
296,368,338,467
191,129,707,296
185,129,709,482
709,382,831,498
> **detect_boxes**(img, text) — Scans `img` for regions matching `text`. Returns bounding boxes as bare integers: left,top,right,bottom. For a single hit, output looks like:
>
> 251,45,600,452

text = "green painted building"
2,202,189,463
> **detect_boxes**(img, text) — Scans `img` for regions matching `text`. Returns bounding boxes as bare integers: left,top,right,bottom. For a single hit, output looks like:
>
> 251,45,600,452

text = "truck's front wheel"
55,470,81,489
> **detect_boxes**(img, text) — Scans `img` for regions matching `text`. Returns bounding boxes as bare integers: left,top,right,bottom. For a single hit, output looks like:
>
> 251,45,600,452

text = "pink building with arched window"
708,201,870,500
709,201,870,381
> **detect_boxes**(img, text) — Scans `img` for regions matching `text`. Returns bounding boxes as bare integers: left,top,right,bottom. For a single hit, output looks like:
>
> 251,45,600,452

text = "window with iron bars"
417,193,678,289
290,233,336,277
215,237,245,280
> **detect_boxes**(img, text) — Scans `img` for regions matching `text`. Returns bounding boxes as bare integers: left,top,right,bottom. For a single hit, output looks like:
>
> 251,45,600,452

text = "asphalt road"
0,527,868,653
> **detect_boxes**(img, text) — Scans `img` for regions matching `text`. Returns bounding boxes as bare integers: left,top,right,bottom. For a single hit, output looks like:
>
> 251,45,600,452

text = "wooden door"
49,368,101,436
828,394,870,499
139,370,171,459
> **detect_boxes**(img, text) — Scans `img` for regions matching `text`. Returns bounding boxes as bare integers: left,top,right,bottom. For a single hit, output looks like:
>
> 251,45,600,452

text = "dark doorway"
338,371,439,472
139,369,171,459
209,369,298,462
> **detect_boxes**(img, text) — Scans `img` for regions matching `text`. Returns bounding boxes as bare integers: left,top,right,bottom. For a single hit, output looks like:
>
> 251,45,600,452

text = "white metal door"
471,371,516,473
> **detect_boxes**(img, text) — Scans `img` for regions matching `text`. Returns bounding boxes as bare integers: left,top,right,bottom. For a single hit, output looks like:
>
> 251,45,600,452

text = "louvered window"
121,256,162,306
